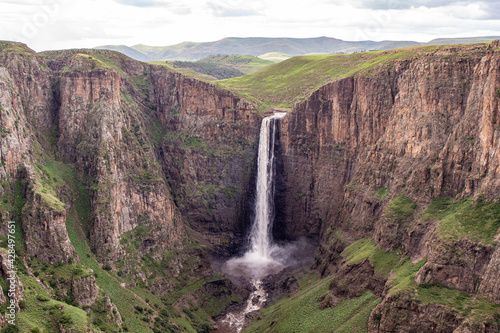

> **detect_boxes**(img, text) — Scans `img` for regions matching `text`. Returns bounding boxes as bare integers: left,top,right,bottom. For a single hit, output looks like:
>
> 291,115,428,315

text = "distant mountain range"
95,36,500,62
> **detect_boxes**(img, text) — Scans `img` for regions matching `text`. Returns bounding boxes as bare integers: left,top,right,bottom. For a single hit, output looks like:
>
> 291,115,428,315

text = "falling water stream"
220,113,287,332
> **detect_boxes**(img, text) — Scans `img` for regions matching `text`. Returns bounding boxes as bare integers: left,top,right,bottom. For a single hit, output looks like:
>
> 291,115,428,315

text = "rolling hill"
95,36,500,62
95,37,419,61
147,54,274,80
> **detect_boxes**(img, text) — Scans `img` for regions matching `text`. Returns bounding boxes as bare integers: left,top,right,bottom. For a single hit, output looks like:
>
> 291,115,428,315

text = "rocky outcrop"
0,43,54,180
368,293,465,333
414,239,493,295
478,246,500,303
279,42,500,260
20,166,78,263
329,259,386,300
71,273,99,306
0,44,77,264
51,268,99,306
103,296,123,327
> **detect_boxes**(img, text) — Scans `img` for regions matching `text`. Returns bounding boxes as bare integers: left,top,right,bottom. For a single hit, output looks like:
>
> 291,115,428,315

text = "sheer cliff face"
151,70,261,247
0,44,77,263
0,44,261,266
278,42,500,330
281,42,500,242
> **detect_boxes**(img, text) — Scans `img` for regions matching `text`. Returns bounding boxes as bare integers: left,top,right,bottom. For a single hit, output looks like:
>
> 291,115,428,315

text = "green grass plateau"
219,43,490,108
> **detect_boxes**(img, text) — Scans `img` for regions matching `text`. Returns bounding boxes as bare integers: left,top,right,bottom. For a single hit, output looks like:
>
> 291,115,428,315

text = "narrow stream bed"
219,278,267,332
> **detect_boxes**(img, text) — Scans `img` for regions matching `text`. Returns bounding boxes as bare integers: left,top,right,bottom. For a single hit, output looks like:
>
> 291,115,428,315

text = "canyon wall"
1,40,500,332
0,43,261,332
278,42,500,331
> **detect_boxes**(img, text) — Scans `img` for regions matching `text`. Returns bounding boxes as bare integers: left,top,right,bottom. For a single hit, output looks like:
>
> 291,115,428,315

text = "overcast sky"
1,0,500,52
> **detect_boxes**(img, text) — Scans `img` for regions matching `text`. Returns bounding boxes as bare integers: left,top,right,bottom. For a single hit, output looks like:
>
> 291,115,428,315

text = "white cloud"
0,0,498,51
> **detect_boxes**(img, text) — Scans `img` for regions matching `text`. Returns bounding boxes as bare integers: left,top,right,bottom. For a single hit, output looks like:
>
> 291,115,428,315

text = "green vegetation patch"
89,296,121,333
384,195,417,224
60,54,112,73
416,283,500,320
388,257,427,292
0,41,34,55
16,276,91,333
372,187,390,200
424,196,500,244
33,163,67,211
342,238,426,291
120,225,151,250
244,277,380,333
27,259,94,305
343,239,400,276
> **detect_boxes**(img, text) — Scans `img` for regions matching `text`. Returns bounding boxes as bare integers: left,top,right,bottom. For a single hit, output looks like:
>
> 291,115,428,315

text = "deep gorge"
0,40,499,332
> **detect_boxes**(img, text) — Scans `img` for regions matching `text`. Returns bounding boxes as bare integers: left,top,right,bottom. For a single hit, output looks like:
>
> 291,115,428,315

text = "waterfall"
249,113,286,258
221,112,286,278
218,112,286,332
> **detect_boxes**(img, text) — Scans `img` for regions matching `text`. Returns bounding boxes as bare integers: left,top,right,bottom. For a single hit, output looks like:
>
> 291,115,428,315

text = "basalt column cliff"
274,42,500,332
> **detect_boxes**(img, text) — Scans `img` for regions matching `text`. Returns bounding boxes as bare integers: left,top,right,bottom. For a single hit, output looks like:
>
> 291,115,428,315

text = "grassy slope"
244,274,380,333
415,283,500,325
39,158,152,333
218,43,488,108
343,238,426,291
424,196,500,244
17,276,93,333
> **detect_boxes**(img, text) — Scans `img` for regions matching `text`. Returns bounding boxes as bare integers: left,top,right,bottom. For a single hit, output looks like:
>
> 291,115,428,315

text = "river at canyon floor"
212,238,317,332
